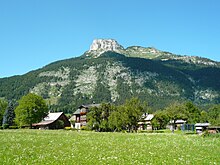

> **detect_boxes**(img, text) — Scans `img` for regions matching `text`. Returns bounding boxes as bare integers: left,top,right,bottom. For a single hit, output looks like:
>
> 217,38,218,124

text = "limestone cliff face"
89,39,124,51
87,39,124,57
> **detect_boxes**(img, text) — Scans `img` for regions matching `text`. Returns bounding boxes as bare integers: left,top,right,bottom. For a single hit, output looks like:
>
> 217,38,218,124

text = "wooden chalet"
33,112,70,129
70,104,100,129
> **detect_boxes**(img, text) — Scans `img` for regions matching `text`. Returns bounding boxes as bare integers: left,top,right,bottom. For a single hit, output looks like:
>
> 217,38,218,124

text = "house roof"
144,114,154,121
195,123,210,127
170,119,186,124
32,112,64,126
73,104,101,115
208,126,220,129
73,109,81,115
32,120,55,126
44,112,63,121
79,104,100,109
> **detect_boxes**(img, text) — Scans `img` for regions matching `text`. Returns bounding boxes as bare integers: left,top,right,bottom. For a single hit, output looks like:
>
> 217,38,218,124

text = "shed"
195,123,210,134
208,126,220,134
33,112,70,129
168,119,186,130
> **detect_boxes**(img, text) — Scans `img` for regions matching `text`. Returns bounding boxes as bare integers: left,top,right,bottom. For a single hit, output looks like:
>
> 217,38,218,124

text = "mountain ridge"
84,39,219,67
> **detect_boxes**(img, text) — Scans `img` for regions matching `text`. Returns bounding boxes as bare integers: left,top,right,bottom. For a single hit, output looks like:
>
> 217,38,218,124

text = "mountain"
0,39,220,113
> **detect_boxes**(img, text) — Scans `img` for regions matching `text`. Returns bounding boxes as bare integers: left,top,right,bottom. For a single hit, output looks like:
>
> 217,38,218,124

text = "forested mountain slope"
0,39,219,113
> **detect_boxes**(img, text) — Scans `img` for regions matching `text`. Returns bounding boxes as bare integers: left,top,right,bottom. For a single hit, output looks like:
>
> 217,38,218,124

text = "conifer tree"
2,101,15,127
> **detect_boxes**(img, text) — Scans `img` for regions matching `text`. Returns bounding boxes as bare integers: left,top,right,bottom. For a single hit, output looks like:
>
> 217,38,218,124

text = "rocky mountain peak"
89,39,124,51
87,39,124,57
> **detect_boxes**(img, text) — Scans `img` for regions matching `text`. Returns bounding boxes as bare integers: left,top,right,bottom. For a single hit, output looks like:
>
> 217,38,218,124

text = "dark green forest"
0,51,220,114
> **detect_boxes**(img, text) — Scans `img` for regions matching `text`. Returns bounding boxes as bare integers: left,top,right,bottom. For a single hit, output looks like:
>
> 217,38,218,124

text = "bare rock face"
87,39,124,57
90,39,124,51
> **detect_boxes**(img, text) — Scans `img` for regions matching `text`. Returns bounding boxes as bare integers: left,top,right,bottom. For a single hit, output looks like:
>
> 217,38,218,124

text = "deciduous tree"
14,93,48,127
121,97,144,132
151,110,169,130
165,102,187,132
184,102,201,124
208,104,220,125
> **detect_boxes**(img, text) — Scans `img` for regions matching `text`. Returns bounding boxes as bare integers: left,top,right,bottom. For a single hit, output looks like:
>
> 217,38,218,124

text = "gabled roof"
32,112,64,126
73,104,101,115
170,119,186,124
195,123,210,127
73,109,81,115
144,114,154,121
44,112,63,121
79,104,100,109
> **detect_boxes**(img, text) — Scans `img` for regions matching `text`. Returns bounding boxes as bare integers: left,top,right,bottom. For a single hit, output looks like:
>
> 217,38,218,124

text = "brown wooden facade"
70,104,100,128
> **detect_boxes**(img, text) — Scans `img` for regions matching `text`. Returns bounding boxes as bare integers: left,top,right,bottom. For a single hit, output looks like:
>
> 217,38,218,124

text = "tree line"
0,93,48,128
87,98,148,132
0,93,220,131
86,98,220,132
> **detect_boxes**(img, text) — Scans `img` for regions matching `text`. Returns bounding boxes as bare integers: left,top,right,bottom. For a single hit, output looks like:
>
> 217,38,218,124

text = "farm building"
70,104,100,129
195,123,210,134
138,113,154,130
167,119,186,130
208,126,220,134
32,112,70,129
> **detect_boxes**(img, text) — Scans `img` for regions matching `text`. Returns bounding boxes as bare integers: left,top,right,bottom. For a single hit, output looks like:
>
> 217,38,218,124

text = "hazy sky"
1,0,220,78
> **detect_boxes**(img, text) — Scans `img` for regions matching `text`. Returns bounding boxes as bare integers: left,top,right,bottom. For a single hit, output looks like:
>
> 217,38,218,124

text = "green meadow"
0,130,219,165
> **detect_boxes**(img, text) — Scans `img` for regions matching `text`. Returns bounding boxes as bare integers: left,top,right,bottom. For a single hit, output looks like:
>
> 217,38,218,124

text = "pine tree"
0,99,8,125
2,101,15,128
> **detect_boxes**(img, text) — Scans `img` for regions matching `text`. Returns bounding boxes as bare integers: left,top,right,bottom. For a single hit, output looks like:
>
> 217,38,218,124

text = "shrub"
9,126,19,129
138,130,164,133
21,125,31,129
202,130,220,138
64,127,76,131
0,126,3,129
3,124,9,129
64,127,72,130
184,132,196,135
81,126,90,131
138,130,152,133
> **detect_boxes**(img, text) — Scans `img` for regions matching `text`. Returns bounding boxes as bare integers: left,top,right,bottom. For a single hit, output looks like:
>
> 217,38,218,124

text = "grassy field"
0,130,219,165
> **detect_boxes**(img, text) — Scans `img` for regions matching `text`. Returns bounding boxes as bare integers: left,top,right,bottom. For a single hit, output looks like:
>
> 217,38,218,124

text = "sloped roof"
73,104,101,115
32,120,54,126
170,119,186,124
79,104,100,109
195,123,210,127
73,109,81,115
33,112,63,126
44,112,63,121
144,114,154,121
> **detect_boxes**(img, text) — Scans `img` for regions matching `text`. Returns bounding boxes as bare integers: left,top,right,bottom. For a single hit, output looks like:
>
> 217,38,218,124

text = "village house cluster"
32,103,219,134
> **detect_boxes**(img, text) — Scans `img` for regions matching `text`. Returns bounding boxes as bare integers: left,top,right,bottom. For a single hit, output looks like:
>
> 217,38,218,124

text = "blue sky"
1,0,220,78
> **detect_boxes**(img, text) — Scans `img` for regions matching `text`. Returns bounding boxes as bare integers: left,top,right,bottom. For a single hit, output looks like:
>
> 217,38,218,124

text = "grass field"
0,130,219,165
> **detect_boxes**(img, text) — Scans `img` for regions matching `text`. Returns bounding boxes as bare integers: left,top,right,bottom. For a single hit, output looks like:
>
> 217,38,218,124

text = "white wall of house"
75,123,81,129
